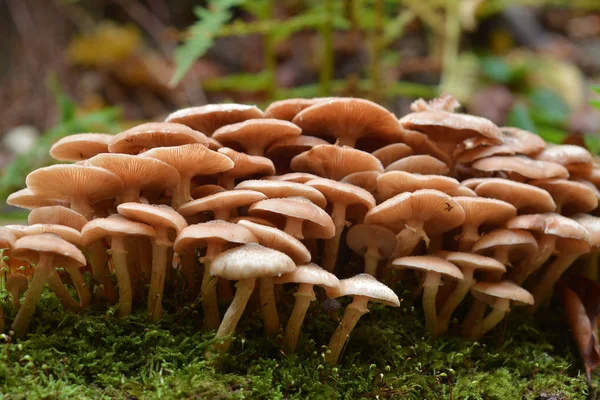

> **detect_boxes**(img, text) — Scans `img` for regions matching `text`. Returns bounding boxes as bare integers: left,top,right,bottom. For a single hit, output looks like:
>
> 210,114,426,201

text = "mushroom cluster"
2,95,599,363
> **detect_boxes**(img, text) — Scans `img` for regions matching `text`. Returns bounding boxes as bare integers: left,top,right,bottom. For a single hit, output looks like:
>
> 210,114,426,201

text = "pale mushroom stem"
87,241,117,303
201,244,224,330
214,209,232,221
437,272,475,334
422,272,441,337
468,298,510,341
47,270,82,312
12,254,55,338
110,237,133,318
147,229,171,322
212,278,256,354
391,220,429,261
217,176,235,191
70,198,94,220
117,187,141,204
67,266,92,308
260,277,280,336
364,246,381,276
326,295,369,365
530,253,579,313
458,224,480,252
323,202,347,272
510,235,556,285
285,283,316,353
172,176,192,210
284,217,305,240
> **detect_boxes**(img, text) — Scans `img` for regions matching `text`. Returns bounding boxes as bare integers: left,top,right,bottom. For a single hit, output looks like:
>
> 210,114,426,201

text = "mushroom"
391,256,463,336
11,233,86,337
165,104,264,135
325,274,399,364
376,171,461,201
263,172,320,183
372,143,413,168
346,224,396,276
467,281,534,341
273,263,339,352
210,243,295,353
264,97,336,121
50,133,113,161
573,214,600,281
234,180,327,208
384,155,450,175
191,184,226,200
529,179,598,215
7,188,68,210
265,136,330,174
471,229,538,274
212,119,301,156
6,273,28,309
217,147,276,190
472,156,570,181
108,122,208,154
341,171,380,199
535,144,593,175
179,190,267,221
472,178,556,214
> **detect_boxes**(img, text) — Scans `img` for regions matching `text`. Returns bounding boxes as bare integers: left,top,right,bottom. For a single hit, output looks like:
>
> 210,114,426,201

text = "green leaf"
202,71,272,92
528,88,570,126
506,102,536,133
536,126,567,145
592,85,600,95
48,75,77,123
480,56,513,84
591,99,600,111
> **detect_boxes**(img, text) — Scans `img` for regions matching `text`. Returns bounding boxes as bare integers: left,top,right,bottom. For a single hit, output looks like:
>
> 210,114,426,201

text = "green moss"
0,285,594,399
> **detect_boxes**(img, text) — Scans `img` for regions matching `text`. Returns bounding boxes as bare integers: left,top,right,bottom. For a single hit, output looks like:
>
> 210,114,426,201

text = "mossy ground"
0,279,596,400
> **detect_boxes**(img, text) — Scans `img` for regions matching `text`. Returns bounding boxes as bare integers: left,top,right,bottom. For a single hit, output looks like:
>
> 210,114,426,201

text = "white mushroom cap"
211,243,295,281
326,273,400,307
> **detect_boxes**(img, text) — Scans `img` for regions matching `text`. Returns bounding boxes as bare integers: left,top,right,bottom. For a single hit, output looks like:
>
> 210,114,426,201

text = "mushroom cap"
7,188,68,210
341,171,380,195
50,133,113,161
264,97,336,121
207,137,223,150
117,203,188,234
454,197,517,228
212,119,301,155
248,197,335,239
86,153,180,192
471,229,538,259
460,178,488,190
391,255,464,280
25,224,83,247
191,184,226,199
291,144,383,181
470,280,534,306
0,227,16,249
439,252,506,274
372,143,413,168
3,225,29,239
325,273,400,307
142,144,234,178
211,243,295,280
376,171,460,201
264,135,330,163
108,122,208,154
346,224,396,258
573,214,600,249
365,189,465,234
26,164,124,204
306,177,376,210
529,179,598,214
5,273,28,292
229,216,277,228
451,186,478,196
234,179,327,208
472,156,569,180
292,98,402,145
536,144,593,167
237,219,310,264
165,104,264,135
173,220,258,253
263,172,320,183
28,206,88,231
81,215,157,245
218,147,276,181
12,233,86,269
273,263,339,288
385,155,450,175
178,190,267,217
473,178,556,213
396,128,453,166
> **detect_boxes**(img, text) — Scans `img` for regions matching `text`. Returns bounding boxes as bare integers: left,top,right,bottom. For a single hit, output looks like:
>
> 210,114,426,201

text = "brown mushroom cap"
173,220,258,254
472,156,569,180
470,280,534,306
473,178,556,214
212,119,301,156
237,219,310,264
211,243,295,280
573,214,600,249
306,178,376,209
191,184,226,199
265,136,330,161
108,122,208,154
165,104,264,135
263,172,320,183
377,171,460,201
3,225,30,239
28,206,88,231
440,252,506,274
234,179,327,208
264,97,336,121
218,147,276,184
81,215,156,246
291,144,384,181
229,216,277,228
326,273,400,307
12,233,86,269
24,224,83,247
391,255,464,280
454,197,517,229
384,155,450,175
178,190,267,219
207,137,223,150
7,188,68,210
372,143,413,168
529,179,598,214
142,144,234,179
0,227,16,249
273,262,339,288
50,133,113,161
346,224,396,258
292,98,402,147
117,203,188,237
341,171,380,195
536,144,593,168
471,229,538,263
396,128,453,166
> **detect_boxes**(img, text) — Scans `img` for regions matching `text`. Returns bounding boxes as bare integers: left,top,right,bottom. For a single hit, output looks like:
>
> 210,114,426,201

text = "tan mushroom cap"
377,171,460,201
291,144,384,181
50,133,113,161
573,214,600,249
365,189,465,234
25,224,83,247
326,273,400,307
396,128,453,166
0,227,16,249
12,233,86,269
454,197,517,228
472,156,569,180
346,224,396,258
385,155,449,175
473,179,556,213
165,104,264,135
142,144,234,178
211,243,295,280
173,220,258,254
7,188,68,210
440,252,506,274
218,147,276,183
292,98,402,147
81,215,157,246
26,164,124,205
234,179,327,208
391,256,464,280
471,229,538,260
117,203,188,234
3,225,30,239
248,197,335,239
178,190,267,218
229,216,277,228
273,263,339,288
213,119,301,156
207,137,223,150
108,122,208,154
28,206,88,231
191,184,226,199
372,143,413,168
265,136,330,162
470,280,534,306
263,172,320,183
529,179,598,214
451,186,478,196
237,219,310,264
536,144,593,167
341,171,380,195
264,97,336,121
306,178,376,209
460,178,488,190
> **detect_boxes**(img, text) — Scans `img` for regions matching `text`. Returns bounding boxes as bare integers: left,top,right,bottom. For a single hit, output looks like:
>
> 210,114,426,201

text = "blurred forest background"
1,0,600,207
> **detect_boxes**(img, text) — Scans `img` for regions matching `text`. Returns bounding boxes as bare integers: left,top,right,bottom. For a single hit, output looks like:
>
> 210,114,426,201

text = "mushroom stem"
422,272,441,337
9,288,21,309
87,241,117,303
12,254,54,338
214,209,232,221
337,137,356,147
326,295,369,365
323,202,347,272
47,270,82,312
67,267,92,308
201,245,224,330
217,176,235,191
138,238,153,281
147,230,170,322
458,224,480,252
468,298,510,341
284,283,316,353
530,253,579,313
462,300,486,334
117,187,140,204
437,273,475,334
364,245,381,276
213,278,256,354
260,277,280,336
391,220,428,260
510,235,555,285
70,198,94,220
110,237,133,318
172,176,192,210
284,217,305,240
